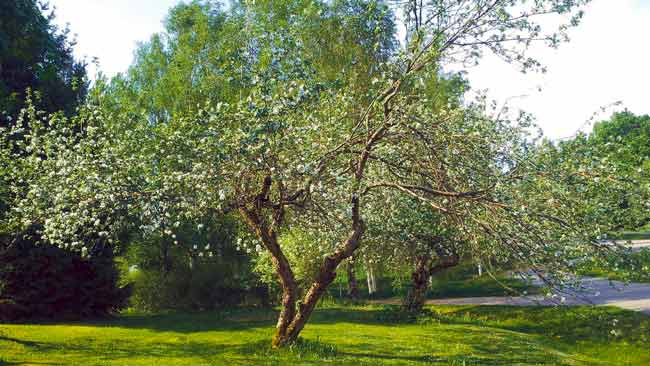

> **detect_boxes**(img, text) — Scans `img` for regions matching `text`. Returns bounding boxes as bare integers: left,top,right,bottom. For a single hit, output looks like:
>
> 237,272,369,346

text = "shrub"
0,226,131,321
123,217,269,312
127,263,268,312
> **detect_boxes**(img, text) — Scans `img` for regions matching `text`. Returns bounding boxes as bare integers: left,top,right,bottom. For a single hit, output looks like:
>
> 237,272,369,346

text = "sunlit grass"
615,231,650,241
1,305,648,366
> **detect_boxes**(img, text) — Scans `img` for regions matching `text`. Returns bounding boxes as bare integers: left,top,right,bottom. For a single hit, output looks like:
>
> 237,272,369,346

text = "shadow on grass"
0,362,62,366
1,336,237,363
7,306,404,333
430,305,650,345
6,307,278,333
0,334,570,366
3,305,648,365
9,304,650,344
0,336,47,349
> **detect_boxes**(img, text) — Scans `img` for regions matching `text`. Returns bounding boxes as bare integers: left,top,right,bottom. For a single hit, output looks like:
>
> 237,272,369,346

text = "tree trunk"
160,237,172,276
366,261,377,296
403,246,460,313
239,207,299,347
273,224,364,347
347,256,359,299
403,256,430,313
240,194,365,348
239,175,366,347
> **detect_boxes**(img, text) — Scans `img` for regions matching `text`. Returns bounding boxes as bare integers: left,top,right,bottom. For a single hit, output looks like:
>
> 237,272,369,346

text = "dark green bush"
0,226,131,321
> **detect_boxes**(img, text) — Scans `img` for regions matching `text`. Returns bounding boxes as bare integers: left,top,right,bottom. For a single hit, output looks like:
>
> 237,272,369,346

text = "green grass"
612,231,650,241
429,263,537,298
1,305,648,366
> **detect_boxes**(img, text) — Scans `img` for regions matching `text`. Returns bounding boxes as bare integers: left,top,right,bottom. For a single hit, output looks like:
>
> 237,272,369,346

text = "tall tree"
0,0,88,125
103,0,395,124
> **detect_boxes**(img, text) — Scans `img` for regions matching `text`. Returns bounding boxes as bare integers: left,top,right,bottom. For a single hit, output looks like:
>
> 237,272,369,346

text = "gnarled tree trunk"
239,178,365,347
347,256,359,299
403,242,460,313
403,255,431,313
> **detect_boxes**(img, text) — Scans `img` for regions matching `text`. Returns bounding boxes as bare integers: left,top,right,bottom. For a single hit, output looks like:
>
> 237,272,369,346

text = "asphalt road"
423,277,650,315
627,240,650,252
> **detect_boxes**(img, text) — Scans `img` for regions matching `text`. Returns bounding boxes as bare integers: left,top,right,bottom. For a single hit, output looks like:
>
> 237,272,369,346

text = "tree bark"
366,261,377,296
239,206,299,347
403,256,430,313
403,246,460,313
278,214,364,346
240,185,365,348
346,256,359,299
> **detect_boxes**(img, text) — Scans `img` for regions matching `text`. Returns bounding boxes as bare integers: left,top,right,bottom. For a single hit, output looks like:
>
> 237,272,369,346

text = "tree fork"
268,194,366,347
238,204,300,347
274,222,365,347
403,245,460,313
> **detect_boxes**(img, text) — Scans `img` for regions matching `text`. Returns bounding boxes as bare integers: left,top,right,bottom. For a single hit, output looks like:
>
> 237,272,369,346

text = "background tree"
0,0,88,126
363,192,462,312
535,111,650,235
588,111,650,230
102,0,395,124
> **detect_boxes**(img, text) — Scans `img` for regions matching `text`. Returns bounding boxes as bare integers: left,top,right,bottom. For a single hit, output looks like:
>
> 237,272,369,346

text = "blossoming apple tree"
5,0,642,348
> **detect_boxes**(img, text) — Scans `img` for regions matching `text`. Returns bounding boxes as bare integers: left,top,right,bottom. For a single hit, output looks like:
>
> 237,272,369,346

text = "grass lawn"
428,276,534,298
614,231,650,241
1,305,649,366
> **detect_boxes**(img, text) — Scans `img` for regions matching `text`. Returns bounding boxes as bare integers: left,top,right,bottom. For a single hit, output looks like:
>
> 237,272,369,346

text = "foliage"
0,0,88,125
0,225,130,321
101,0,395,124
588,111,650,230
254,229,329,296
3,0,627,347
591,111,650,165
0,305,648,365
536,128,649,237
101,0,230,123
124,216,268,311
578,248,650,283
127,263,268,312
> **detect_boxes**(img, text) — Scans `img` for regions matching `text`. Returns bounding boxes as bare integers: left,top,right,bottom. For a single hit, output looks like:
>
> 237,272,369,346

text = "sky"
49,0,650,140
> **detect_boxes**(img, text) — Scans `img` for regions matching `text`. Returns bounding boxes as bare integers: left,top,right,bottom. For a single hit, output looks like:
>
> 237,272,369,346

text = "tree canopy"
4,0,644,348
0,0,88,126
591,111,650,169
